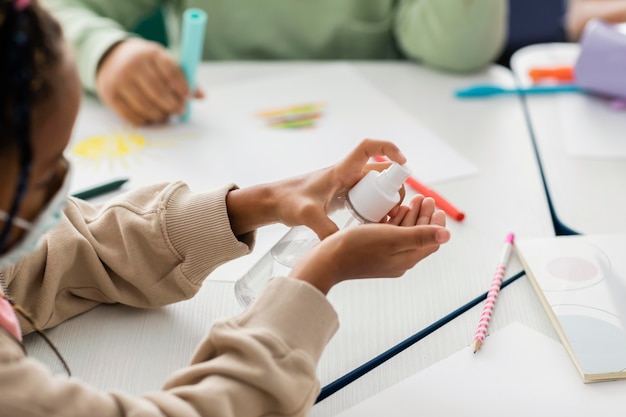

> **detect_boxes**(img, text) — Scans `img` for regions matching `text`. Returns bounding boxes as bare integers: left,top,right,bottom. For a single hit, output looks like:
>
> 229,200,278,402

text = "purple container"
575,19,626,99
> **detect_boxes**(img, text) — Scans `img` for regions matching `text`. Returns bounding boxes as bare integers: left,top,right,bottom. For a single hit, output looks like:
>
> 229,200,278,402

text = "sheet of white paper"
67,64,476,194
558,94,626,158
335,323,626,417
67,97,211,193
192,63,477,184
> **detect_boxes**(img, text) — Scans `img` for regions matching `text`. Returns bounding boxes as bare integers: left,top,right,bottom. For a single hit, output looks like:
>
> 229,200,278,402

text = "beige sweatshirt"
0,181,339,416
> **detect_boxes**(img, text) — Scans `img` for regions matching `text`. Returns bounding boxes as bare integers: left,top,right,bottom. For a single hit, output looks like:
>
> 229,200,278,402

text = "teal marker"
455,83,581,98
71,178,129,200
179,8,207,122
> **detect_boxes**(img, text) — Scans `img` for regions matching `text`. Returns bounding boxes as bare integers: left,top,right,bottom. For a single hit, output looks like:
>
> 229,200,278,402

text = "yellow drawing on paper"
70,125,188,172
70,129,150,172
72,131,147,160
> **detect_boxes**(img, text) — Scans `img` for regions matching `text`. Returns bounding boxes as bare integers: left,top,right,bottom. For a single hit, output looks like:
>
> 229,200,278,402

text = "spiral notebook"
515,234,626,383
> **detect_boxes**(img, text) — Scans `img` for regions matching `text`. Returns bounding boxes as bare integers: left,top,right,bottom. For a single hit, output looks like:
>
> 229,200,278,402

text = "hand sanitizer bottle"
234,162,412,307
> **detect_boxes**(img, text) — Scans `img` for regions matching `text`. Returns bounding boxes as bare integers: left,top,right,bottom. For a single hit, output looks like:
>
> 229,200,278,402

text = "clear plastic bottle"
234,162,412,307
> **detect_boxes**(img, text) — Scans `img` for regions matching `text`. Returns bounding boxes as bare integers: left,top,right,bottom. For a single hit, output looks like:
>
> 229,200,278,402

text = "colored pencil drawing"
256,103,325,129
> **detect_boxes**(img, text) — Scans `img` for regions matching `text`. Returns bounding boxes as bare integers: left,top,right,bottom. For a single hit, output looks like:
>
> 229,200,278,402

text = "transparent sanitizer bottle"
234,162,412,307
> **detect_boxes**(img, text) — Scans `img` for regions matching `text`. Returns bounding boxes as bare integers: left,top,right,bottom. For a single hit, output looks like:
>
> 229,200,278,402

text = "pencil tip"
473,340,482,353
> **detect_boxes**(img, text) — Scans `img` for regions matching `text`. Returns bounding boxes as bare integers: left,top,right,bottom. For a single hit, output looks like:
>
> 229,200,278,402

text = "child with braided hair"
0,1,449,415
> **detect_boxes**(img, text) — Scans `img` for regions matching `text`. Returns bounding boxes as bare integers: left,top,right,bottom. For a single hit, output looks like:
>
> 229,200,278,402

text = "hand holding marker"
179,8,207,122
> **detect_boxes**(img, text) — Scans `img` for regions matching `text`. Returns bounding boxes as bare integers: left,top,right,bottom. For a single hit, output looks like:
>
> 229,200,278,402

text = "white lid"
347,163,412,222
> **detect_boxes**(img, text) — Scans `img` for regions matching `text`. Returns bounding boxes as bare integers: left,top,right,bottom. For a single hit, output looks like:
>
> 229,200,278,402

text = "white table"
511,43,626,235
24,62,556,416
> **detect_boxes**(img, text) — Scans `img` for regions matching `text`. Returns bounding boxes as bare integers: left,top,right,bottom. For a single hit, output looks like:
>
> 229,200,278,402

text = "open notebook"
516,234,626,382
334,323,626,417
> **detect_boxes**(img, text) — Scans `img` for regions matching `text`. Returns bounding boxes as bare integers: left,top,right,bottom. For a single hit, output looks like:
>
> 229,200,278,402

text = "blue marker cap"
179,8,207,122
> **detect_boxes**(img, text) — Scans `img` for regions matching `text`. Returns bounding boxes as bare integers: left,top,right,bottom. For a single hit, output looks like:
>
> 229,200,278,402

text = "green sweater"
44,0,507,93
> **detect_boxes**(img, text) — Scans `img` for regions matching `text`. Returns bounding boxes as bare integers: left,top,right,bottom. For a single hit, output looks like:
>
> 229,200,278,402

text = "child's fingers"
400,195,424,227
194,87,205,99
112,95,147,126
341,139,407,178
391,225,450,253
416,197,436,225
121,83,167,122
307,214,340,241
152,52,190,101
430,210,447,227
135,62,185,115
387,205,410,226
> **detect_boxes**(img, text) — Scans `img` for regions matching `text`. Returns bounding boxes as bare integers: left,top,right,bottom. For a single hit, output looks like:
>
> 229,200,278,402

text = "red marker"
373,156,465,222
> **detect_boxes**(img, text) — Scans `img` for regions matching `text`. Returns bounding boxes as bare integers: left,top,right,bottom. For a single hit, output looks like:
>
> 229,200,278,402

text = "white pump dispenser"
235,162,412,307
346,162,412,223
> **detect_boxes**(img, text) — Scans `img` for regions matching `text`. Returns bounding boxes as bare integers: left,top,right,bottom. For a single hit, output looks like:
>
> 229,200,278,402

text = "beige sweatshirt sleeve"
0,180,340,416
0,277,339,417
5,181,253,333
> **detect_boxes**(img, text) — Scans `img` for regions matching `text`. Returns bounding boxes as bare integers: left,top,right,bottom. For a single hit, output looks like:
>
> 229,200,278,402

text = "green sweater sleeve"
43,0,164,93
394,0,508,72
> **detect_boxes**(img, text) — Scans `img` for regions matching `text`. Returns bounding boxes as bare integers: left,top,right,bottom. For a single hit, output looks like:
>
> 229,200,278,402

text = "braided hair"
0,0,64,249
0,0,71,375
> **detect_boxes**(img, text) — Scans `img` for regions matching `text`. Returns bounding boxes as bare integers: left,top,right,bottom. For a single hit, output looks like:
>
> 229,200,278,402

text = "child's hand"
226,139,408,239
95,38,204,125
565,0,626,41
269,139,408,239
386,194,441,227
289,195,449,294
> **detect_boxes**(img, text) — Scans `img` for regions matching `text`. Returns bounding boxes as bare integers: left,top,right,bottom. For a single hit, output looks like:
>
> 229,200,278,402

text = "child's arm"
225,139,407,241
0,275,339,417
42,0,162,93
5,181,253,334
0,180,446,417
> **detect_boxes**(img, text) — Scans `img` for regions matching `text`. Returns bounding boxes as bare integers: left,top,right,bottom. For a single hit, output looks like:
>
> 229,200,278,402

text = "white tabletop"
511,43,626,235
24,62,556,417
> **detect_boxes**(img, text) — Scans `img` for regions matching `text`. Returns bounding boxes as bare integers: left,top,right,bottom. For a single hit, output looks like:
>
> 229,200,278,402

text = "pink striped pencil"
473,233,515,353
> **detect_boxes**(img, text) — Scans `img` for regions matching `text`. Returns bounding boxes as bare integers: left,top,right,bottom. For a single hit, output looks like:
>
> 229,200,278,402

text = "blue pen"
179,8,208,122
455,83,581,98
